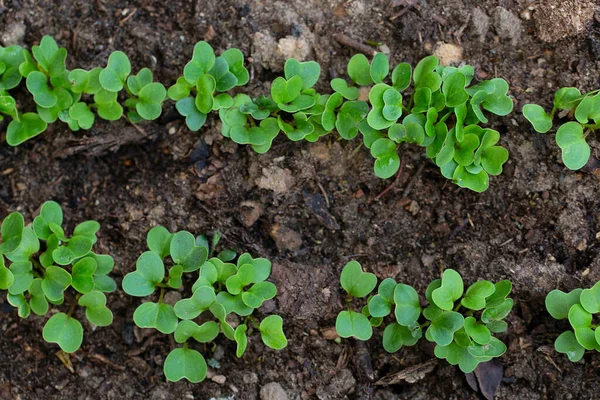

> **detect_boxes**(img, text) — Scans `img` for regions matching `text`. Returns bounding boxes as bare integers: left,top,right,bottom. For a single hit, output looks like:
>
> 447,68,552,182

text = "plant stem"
67,293,82,317
158,287,165,303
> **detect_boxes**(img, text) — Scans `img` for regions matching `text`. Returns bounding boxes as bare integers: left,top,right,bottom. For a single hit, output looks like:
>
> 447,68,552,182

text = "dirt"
0,0,600,399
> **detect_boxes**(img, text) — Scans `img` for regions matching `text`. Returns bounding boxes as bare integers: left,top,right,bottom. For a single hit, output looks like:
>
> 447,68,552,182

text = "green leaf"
330,78,358,100
42,313,83,353
174,285,216,320
480,78,513,116
32,36,66,77
259,315,288,349
168,77,193,101
454,133,480,166
8,261,33,295
370,138,400,179
78,291,113,326
393,283,421,326
574,93,600,124
340,260,377,298
164,348,207,383
175,97,207,131
555,122,590,170
464,316,491,345
235,324,248,357
336,100,369,140
271,75,303,105
73,221,100,244
545,288,583,320
0,212,24,254
29,278,49,315
7,226,39,262
431,269,464,311
71,257,97,294
41,266,72,302
221,48,249,86
122,251,164,296
383,322,421,353
413,56,442,92
6,113,47,146
133,302,178,334
7,293,30,318
170,231,208,272
370,53,389,83
367,278,396,318
452,166,489,193
554,330,585,362
93,89,123,120
99,51,131,92
52,236,93,266
347,54,373,86
136,82,166,120
482,298,513,323
428,311,464,346
127,68,153,96
336,310,372,340
284,58,321,89
242,281,277,309
461,280,495,311
467,336,506,358
208,57,237,92
554,87,581,110
523,104,552,133
69,102,95,130
146,226,172,258
484,280,512,308
0,257,14,289
442,72,468,107
195,74,216,114
391,62,411,91
183,41,216,85
167,265,183,289
174,320,219,343
226,264,255,295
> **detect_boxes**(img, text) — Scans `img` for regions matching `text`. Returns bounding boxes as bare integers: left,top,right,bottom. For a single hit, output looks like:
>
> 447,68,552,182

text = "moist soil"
1,0,600,399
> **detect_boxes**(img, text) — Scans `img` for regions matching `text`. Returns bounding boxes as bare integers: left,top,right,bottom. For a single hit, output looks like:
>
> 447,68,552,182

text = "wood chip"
375,359,437,385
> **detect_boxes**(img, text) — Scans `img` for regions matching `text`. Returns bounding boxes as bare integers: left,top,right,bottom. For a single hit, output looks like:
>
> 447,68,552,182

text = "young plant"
168,42,249,132
335,261,513,373
0,201,116,353
2,35,167,146
545,282,600,362
216,53,512,191
523,88,599,170
122,227,287,383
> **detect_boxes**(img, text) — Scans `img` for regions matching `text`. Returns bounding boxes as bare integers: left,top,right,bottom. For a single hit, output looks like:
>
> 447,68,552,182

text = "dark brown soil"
1,0,600,399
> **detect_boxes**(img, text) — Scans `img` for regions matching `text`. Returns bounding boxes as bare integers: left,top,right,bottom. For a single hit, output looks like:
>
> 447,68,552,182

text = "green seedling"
216,52,511,192
122,227,287,383
0,201,115,353
545,281,600,362
523,87,599,170
336,261,512,373
169,42,249,132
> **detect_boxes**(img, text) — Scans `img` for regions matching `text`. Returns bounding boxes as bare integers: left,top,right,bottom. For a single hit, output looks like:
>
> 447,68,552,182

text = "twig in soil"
389,0,419,21
454,12,472,45
374,159,404,201
354,340,375,381
333,34,377,57
402,162,425,198
89,353,126,371
119,8,138,26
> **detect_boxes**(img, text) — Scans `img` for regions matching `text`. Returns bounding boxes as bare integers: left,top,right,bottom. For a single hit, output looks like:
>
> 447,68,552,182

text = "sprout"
122,227,287,383
0,201,115,353
335,261,512,373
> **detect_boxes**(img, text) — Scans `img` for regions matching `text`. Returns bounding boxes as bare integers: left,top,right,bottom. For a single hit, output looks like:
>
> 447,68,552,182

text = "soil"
1,0,600,399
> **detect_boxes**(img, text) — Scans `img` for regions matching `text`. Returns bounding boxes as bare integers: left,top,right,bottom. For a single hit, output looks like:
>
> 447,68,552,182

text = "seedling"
523,88,600,170
545,281,600,362
0,201,116,353
217,53,512,191
335,261,513,372
168,42,249,132
122,227,287,383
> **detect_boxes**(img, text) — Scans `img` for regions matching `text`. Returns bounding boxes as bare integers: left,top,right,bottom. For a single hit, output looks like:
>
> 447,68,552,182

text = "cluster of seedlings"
1,35,598,384
0,203,596,382
1,36,517,192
